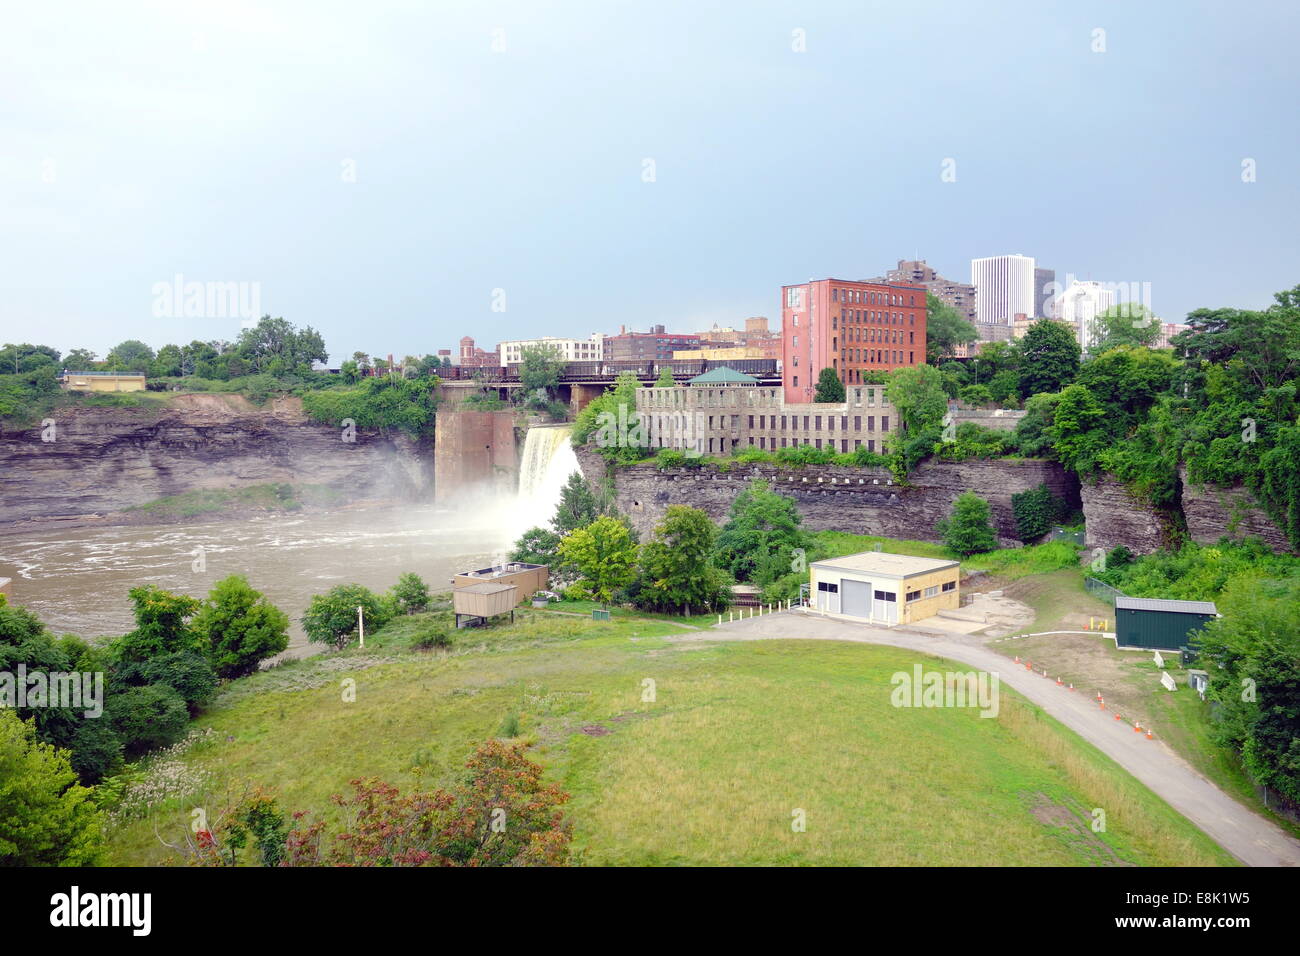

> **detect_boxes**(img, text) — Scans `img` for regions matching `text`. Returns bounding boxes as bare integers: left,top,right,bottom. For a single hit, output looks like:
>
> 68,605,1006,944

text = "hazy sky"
2,0,1297,365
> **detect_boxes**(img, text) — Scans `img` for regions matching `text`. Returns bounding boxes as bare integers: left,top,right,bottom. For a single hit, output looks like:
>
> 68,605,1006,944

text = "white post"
717,614,722,625
729,611,733,622
357,605,365,647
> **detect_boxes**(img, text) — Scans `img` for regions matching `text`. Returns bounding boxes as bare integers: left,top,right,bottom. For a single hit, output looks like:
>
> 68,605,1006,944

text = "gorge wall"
0,394,432,526
575,445,1080,544
1179,466,1296,555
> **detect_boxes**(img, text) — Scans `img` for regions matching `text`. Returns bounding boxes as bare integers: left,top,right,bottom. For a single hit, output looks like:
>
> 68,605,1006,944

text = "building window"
793,376,798,387
818,581,839,593
814,416,821,430
906,590,921,602
924,585,939,598
882,416,890,431
874,590,896,603
942,581,956,592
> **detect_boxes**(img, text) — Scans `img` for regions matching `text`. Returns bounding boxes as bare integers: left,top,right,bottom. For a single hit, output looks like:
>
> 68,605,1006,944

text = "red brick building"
780,279,927,403
605,325,702,362
458,336,500,368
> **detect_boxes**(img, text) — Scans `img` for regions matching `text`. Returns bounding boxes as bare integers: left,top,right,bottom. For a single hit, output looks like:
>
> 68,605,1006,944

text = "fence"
1084,576,1125,607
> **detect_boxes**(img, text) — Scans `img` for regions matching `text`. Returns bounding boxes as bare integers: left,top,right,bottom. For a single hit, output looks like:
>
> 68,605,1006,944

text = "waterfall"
516,425,579,523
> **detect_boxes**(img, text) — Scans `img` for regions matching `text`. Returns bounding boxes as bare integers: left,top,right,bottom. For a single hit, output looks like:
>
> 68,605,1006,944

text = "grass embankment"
104,607,1234,866
126,483,346,519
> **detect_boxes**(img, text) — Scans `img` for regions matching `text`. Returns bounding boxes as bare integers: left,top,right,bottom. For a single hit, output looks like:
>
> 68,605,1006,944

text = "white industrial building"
499,334,605,365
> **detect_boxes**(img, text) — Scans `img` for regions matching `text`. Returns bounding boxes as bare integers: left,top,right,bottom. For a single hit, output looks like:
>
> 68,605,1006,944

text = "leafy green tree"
104,339,155,375
557,516,637,607
518,344,564,406
970,340,1020,385
1017,320,1080,399
106,683,191,757
191,575,290,679
573,372,647,463
391,572,430,614
814,366,846,403
885,364,947,434
116,651,219,713
715,479,807,584
924,292,978,364
1046,383,1109,474
63,347,97,369
0,711,103,865
1089,303,1160,354
510,527,563,567
634,505,731,614
0,343,60,375
300,584,392,650
654,365,675,387
551,471,600,535
1010,483,1061,542
236,316,327,377
960,383,994,407
937,491,997,555
112,586,203,664
1013,391,1062,458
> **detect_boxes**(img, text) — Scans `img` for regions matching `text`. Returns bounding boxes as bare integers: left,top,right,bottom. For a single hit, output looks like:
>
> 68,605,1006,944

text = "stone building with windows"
634,368,895,457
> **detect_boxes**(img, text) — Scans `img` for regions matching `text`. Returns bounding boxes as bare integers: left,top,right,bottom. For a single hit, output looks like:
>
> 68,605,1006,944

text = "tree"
63,348,97,369
557,516,637,607
1017,320,1080,399
715,479,806,584
112,586,203,664
301,584,393,649
191,576,290,679
1046,383,1109,474
104,339,155,375
960,383,994,407
0,711,103,866
106,683,190,757
1089,303,1160,354
390,572,430,614
236,316,327,377
885,364,947,434
573,371,648,464
551,471,600,535
518,344,564,406
1011,483,1061,542
814,366,846,403
937,492,997,555
925,292,978,364
654,365,675,387
509,526,562,567
635,505,730,614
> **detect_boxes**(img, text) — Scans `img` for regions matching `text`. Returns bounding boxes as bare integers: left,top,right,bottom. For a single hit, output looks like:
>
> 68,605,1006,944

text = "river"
0,425,579,659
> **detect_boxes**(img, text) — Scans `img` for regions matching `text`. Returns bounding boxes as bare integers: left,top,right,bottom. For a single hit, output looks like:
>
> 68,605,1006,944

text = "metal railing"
1084,576,1125,606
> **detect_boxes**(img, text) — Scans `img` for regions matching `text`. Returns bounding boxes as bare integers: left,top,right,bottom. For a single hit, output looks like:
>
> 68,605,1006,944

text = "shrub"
1010,482,1063,543
937,492,998,556
106,684,191,758
391,572,430,614
301,584,393,650
192,575,290,679
411,620,452,650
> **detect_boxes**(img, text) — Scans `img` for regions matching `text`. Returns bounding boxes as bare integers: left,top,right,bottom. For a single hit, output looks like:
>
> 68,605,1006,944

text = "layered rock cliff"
575,445,1080,544
1179,465,1296,554
0,394,432,526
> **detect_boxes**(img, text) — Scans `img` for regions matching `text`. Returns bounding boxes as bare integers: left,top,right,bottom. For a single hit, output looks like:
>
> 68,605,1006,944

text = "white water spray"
515,425,579,527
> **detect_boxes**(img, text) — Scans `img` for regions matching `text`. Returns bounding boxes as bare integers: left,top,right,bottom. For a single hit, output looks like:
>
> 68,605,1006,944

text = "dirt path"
673,611,1300,868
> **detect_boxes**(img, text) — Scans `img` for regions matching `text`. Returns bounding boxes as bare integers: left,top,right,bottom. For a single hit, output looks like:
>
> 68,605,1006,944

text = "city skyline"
3,2,1297,365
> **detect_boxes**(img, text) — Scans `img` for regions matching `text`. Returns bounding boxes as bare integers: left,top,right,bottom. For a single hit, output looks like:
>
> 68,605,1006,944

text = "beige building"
60,371,146,392
809,552,960,626
636,375,896,457
671,345,769,362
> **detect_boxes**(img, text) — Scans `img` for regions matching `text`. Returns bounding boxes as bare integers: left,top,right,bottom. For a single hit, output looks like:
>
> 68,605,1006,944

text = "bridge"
437,358,781,409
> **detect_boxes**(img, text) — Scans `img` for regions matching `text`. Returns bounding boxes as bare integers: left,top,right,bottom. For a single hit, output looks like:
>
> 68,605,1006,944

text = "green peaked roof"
687,366,759,385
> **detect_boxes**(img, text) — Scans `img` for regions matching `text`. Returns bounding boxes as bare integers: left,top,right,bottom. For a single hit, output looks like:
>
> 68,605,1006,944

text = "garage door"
841,579,872,619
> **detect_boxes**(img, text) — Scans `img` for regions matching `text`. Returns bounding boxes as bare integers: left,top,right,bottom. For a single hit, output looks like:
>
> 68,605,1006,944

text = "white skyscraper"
971,254,1036,325
1051,280,1117,349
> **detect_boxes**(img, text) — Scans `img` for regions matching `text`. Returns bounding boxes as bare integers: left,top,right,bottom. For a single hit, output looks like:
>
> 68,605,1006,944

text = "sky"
2,0,1297,366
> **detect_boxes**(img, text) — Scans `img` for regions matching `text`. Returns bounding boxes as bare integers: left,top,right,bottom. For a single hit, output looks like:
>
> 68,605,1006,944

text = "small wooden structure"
453,581,518,628
452,562,548,598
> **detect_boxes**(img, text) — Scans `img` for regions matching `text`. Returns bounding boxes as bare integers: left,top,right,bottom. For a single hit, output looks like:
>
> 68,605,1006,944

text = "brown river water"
0,504,520,659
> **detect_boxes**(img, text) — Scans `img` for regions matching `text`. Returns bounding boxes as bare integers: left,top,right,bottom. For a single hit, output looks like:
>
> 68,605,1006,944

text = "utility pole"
357,605,365,647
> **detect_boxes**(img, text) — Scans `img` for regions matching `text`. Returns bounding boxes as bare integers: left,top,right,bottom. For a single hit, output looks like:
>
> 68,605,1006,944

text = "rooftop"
1115,596,1219,615
811,552,960,578
688,366,760,386
457,582,517,596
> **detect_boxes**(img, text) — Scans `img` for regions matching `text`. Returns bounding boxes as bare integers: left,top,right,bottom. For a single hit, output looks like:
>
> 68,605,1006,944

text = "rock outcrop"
1179,465,1295,554
575,445,1080,543
1079,475,1168,555
0,394,431,525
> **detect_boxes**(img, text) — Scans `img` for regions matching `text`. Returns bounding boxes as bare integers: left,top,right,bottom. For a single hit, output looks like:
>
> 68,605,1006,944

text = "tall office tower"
970,254,1036,325
1033,267,1056,318
1051,279,1117,349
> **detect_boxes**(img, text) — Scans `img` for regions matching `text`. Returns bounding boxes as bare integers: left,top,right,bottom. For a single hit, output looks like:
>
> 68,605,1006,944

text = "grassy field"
126,483,346,519
103,607,1235,866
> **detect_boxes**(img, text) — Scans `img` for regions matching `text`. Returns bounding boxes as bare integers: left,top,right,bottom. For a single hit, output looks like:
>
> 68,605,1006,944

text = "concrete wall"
433,410,518,503
576,444,1079,544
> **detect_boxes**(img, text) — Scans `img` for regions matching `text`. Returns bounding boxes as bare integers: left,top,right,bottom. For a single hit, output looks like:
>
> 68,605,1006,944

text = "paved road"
678,611,1300,867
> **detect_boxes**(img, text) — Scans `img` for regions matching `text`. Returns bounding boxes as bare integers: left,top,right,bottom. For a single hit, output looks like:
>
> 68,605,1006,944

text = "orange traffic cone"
1146,729,1153,739
1115,713,1123,721
1134,723,1142,733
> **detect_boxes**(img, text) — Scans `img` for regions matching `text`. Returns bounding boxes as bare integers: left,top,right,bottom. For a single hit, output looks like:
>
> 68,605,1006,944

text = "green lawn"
104,607,1235,866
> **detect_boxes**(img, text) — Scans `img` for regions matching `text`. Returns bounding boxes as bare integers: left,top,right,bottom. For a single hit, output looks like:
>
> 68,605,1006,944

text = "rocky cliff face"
1179,466,1295,554
0,394,432,526
575,445,1080,544
1079,475,1169,556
